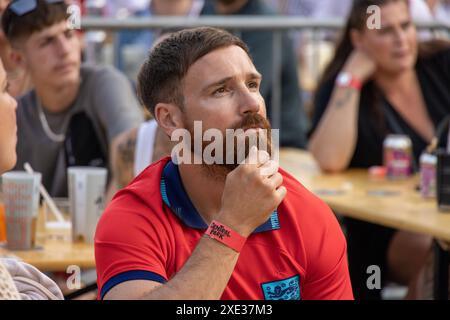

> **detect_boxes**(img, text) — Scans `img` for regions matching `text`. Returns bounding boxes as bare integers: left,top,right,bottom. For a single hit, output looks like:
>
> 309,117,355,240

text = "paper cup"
2,171,41,250
68,167,107,244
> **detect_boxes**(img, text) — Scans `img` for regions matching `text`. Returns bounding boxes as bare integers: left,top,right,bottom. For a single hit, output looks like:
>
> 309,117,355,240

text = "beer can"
383,134,413,179
420,152,437,198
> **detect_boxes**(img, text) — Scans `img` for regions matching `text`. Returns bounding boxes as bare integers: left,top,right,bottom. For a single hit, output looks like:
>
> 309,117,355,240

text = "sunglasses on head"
9,0,65,16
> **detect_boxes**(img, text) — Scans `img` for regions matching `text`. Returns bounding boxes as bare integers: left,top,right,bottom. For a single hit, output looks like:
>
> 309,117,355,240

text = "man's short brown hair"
137,27,251,116
2,0,69,44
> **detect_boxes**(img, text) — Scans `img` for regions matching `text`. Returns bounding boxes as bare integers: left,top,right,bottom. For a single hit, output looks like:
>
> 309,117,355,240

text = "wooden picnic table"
279,148,450,299
1,148,449,298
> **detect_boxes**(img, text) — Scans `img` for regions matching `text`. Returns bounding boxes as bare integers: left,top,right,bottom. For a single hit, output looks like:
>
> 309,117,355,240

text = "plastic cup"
67,167,107,244
2,171,41,250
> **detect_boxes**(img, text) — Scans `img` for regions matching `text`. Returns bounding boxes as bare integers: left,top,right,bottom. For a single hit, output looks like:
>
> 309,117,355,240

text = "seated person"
0,58,62,300
2,0,144,197
95,27,353,300
0,57,17,175
309,0,450,299
0,258,63,300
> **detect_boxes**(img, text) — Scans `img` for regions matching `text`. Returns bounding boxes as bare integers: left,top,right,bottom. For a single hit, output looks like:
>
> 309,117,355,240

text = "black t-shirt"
311,48,450,169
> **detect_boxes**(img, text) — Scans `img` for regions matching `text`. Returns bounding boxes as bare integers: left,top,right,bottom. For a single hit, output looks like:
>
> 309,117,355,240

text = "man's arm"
105,128,138,202
106,124,175,202
103,147,287,300
104,234,239,300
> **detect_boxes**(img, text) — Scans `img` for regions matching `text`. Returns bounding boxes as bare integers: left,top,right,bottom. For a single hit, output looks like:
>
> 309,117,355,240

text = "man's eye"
248,81,258,89
213,87,227,95
41,39,52,46
402,22,411,30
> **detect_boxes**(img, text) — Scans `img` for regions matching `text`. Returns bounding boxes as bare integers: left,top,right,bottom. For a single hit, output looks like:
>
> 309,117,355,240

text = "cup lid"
1,171,41,180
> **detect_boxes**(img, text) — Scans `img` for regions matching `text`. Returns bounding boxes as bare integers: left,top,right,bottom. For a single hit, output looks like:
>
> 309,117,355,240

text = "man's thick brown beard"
186,113,273,177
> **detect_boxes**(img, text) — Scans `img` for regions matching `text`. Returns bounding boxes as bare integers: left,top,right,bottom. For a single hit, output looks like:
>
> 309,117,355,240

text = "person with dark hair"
309,0,450,299
201,0,308,149
2,0,144,197
95,27,353,300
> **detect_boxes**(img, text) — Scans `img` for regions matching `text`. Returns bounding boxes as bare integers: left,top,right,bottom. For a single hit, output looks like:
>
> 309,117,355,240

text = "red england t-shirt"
95,157,353,300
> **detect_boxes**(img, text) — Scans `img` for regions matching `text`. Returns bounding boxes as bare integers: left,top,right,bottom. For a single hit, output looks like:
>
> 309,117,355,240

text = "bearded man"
95,27,353,300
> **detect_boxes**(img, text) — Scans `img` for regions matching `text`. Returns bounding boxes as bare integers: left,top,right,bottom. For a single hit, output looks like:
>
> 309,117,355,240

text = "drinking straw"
23,162,65,223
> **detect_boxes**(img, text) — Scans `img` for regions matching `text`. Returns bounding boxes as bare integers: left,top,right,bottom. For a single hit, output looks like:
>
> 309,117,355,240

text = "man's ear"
154,103,184,139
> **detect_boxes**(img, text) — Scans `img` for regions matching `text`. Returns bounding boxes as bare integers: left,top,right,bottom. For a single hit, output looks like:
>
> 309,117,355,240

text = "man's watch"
336,72,362,90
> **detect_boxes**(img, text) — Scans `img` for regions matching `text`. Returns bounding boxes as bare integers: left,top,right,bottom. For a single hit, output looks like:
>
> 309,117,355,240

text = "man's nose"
56,36,71,56
238,89,260,115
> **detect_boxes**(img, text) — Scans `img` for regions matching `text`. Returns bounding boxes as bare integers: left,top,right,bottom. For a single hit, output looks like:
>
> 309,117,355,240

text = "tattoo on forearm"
335,89,355,108
116,136,136,189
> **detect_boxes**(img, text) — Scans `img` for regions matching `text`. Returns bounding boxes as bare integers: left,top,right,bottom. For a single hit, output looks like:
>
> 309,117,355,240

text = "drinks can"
383,134,413,179
420,152,437,198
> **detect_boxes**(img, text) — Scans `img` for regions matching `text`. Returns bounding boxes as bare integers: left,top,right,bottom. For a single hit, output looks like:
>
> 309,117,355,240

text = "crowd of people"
0,0,450,300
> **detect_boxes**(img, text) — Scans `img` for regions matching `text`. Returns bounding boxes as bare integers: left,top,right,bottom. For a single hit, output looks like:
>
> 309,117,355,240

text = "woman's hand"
342,49,377,83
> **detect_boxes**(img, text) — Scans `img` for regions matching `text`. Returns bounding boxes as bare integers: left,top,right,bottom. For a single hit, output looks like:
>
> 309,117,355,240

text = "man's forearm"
141,235,240,300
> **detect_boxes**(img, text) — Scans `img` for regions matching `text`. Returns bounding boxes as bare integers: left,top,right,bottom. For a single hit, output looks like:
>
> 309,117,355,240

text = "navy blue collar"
160,160,280,233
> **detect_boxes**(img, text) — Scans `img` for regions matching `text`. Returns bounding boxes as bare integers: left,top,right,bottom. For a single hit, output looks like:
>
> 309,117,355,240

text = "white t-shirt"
134,119,158,177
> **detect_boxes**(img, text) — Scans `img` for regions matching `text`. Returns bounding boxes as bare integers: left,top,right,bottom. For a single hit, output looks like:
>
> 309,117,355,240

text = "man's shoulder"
279,167,337,226
80,63,127,85
17,89,36,108
16,90,38,121
279,167,318,204
278,167,346,261
130,156,170,188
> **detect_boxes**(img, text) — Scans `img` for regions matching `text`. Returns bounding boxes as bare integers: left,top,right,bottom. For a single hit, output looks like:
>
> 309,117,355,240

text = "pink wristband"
205,220,247,252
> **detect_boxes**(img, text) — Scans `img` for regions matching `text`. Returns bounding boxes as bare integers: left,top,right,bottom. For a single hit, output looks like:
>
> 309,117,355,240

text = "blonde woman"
0,58,62,300
0,56,20,300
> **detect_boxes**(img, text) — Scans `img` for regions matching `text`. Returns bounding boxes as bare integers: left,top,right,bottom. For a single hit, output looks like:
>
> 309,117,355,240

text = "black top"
311,48,450,169
201,0,308,148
